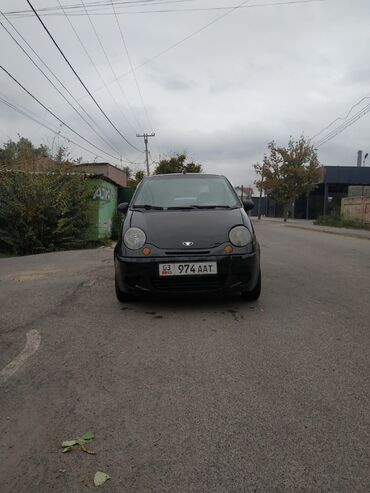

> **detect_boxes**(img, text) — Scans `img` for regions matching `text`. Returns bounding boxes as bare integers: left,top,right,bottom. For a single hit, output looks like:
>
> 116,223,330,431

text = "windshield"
132,175,240,209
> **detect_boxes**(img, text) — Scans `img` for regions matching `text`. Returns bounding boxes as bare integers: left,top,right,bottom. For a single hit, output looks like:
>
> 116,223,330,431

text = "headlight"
229,226,252,247
124,227,146,250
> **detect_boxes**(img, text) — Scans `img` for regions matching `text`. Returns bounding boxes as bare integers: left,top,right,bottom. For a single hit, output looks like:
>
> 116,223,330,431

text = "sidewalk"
252,217,370,241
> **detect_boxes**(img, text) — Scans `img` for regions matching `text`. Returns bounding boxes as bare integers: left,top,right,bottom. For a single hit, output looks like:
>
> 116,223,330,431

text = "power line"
0,95,120,163
88,0,324,100
0,64,125,163
55,0,138,134
79,0,143,131
111,0,153,132
0,10,123,155
0,13,121,156
89,0,254,98
3,1,204,17
311,95,370,142
5,0,325,17
25,0,142,152
315,104,370,148
110,0,162,158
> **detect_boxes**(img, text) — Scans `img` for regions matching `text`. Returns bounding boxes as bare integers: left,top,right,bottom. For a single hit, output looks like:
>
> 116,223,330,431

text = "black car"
114,173,261,301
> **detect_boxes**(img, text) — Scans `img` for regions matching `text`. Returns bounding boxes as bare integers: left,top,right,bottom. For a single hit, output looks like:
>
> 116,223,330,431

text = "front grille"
152,276,224,292
164,250,210,255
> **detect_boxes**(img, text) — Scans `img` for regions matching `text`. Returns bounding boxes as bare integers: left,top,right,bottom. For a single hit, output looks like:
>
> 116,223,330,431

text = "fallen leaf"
62,440,77,448
61,432,95,454
81,431,94,441
94,471,110,487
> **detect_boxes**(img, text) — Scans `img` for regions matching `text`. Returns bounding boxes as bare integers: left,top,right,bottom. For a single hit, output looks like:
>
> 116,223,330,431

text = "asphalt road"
0,221,369,492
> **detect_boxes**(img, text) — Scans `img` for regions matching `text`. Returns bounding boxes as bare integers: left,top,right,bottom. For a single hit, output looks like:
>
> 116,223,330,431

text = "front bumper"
114,253,259,295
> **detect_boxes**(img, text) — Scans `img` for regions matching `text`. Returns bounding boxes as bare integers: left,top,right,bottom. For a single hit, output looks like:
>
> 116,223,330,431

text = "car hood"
130,208,244,249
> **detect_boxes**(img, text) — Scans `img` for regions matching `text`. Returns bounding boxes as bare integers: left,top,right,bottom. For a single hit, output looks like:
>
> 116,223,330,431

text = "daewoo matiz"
114,173,261,301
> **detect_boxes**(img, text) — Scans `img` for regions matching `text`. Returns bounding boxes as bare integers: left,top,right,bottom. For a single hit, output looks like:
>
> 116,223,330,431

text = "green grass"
314,213,370,231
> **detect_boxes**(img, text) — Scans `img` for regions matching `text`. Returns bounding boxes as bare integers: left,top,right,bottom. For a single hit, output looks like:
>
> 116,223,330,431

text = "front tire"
241,269,261,301
115,276,136,302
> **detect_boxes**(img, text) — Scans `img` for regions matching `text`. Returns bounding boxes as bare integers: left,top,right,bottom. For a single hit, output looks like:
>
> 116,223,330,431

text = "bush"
0,171,94,255
314,209,369,230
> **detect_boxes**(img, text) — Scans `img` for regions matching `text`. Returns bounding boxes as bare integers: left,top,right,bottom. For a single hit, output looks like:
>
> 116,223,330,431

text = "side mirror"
117,202,129,214
243,200,255,212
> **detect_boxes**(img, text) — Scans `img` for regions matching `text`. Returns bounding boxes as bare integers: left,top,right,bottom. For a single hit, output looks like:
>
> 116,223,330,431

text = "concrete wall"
105,165,127,187
341,197,370,225
85,178,118,240
348,186,370,197
95,179,118,238
78,163,127,187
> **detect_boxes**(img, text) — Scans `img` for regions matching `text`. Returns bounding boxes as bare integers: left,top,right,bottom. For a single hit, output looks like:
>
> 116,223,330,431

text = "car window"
133,176,240,209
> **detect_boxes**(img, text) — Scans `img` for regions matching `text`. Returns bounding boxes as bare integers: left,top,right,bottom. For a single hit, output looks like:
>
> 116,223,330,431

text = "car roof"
144,173,226,180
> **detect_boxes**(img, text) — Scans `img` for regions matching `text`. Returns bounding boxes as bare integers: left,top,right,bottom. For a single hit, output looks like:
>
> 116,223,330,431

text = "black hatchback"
114,173,261,301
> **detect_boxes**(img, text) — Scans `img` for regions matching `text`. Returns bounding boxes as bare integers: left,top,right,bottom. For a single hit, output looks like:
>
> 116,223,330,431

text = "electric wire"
0,10,122,156
0,65,126,163
25,0,143,152
311,96,370,142
2,1,205,17
79,0,143,131
314,104,370,148
90,0,253,97
0,14,121,157
0,95,121,164
110,0,161,158
5,0,325,17
111,0,153,132
55,0,138,134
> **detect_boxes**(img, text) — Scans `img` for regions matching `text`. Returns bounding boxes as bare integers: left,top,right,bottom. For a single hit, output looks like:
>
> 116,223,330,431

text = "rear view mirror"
243,200,255,212
117,202,129,214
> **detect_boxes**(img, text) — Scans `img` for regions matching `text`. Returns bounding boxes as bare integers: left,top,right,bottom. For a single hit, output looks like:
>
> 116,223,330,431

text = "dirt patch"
1,267,59,282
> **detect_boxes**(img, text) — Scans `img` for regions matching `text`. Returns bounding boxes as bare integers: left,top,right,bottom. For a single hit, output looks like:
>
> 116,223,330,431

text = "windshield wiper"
188,205,236,209
132,204,164,210
166,206,198,210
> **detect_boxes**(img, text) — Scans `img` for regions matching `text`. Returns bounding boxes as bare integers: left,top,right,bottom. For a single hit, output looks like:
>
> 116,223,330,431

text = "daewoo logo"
182,242,194,247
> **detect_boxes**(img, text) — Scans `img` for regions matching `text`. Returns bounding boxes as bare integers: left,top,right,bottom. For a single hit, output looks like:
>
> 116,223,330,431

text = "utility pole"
136,133,155,175
257,160,267,220
257,185,263,220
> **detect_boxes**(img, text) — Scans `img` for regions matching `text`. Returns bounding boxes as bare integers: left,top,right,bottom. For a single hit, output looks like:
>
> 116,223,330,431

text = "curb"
283,224,370,241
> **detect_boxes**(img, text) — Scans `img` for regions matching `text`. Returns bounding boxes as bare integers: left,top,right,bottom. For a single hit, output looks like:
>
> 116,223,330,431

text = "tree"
122,166,132,180
0,135,83,170
127,170,145,189
0,136,49,169
154,153,202,174
254,136,322,222
53,144,71,165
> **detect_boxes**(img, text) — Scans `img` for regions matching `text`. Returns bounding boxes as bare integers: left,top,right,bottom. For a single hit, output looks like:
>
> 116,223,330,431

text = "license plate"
159,262,217,277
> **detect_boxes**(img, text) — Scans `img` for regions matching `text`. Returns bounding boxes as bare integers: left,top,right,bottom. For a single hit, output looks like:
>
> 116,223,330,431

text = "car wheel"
115,276,136,302
241,269,261,301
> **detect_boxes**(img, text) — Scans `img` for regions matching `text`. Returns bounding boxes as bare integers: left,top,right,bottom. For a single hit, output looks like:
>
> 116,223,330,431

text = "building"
235,186,254,200
251,165,370,219
76,162,128,188
74,163,132,238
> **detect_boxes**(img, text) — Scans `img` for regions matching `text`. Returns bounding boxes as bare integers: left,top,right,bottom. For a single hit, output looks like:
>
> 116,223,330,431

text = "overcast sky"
0,0,369,188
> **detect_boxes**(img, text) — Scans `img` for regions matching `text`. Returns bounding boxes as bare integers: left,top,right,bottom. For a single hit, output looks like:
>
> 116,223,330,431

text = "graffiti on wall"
93,186,112,201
